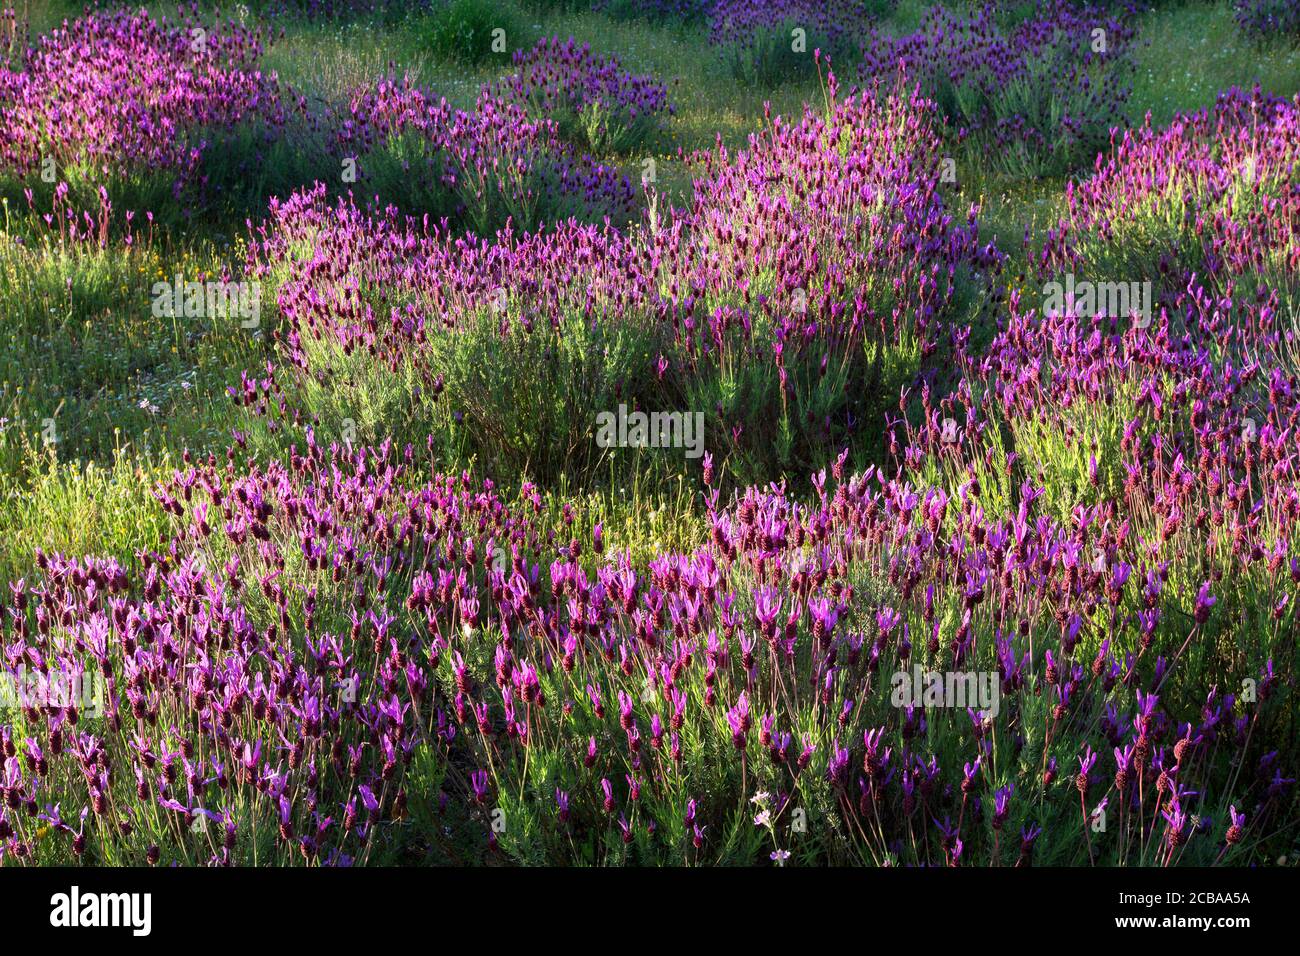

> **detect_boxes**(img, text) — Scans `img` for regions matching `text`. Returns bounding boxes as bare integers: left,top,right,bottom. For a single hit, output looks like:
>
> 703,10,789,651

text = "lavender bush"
251,74,995,485
1038,86,1300,319
0,8,313,221
1234,0,1300,40
1,407,1290,863
858,2,1139,178
332,76,635,232
489,37,674,156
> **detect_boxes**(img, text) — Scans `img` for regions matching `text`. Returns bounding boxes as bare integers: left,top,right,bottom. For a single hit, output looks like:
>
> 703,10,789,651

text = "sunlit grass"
1128,1,1300,125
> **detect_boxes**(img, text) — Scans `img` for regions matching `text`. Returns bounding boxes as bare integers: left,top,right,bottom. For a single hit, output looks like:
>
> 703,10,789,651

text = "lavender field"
0,0,1298,868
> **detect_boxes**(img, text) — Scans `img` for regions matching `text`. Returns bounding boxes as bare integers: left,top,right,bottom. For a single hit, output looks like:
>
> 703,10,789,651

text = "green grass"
9,0,84,36
1127,2,1300,126
0,200,267,471
0,448,171,584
